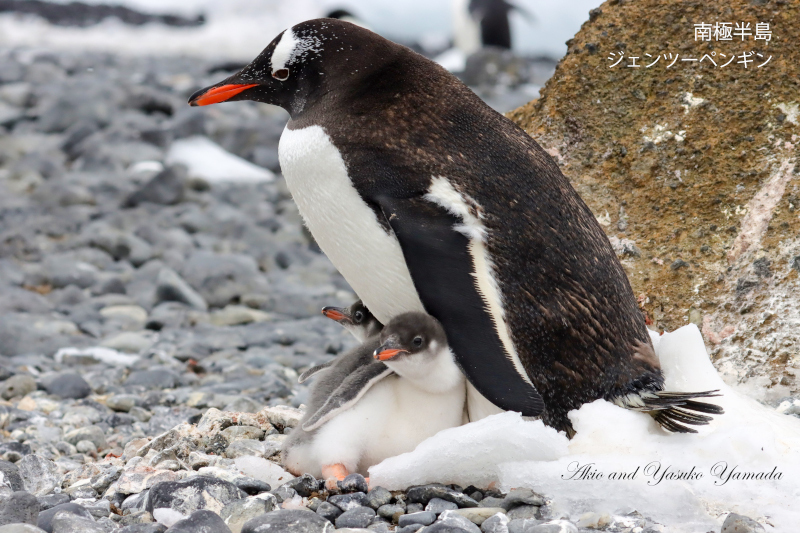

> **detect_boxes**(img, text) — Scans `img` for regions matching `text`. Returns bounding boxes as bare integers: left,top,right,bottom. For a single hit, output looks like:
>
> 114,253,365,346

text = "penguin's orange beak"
374,348,407,361
189,83,258,106
321,306,347,322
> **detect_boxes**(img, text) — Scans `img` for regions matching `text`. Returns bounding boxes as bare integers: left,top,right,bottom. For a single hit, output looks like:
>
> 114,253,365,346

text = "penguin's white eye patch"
272,69,290,81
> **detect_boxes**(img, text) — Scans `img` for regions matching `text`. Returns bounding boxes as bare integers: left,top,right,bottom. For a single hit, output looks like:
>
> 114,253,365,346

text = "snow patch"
234,455,295,487
370,324,800,532
434,48,467,73
152,508,186,527
166,136,274,183
54,346,140,367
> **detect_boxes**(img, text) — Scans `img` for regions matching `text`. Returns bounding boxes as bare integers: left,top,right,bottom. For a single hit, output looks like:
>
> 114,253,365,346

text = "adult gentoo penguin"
283,312,465,482
188,19,723,435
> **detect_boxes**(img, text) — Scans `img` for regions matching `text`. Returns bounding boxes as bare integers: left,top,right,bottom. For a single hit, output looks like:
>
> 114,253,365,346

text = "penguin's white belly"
279,125,425,324
311,375,465,474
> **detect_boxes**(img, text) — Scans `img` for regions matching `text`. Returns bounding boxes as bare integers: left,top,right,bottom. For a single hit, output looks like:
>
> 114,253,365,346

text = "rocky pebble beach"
0,43,773,533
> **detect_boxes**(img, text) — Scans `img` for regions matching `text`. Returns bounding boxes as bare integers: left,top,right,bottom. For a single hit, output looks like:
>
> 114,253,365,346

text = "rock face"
508,0,800,395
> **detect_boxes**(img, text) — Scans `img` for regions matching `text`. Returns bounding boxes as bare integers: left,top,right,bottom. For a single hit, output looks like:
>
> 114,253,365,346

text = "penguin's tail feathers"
616,390,724,434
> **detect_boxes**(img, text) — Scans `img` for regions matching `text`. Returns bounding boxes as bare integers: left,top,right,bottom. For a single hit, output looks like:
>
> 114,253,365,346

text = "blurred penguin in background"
453,0,519,54
325,7,370,29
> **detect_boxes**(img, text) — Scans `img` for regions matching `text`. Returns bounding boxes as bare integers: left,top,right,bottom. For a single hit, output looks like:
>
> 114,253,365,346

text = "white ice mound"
166,136,274,183
369,412,567,489
370,325,800,532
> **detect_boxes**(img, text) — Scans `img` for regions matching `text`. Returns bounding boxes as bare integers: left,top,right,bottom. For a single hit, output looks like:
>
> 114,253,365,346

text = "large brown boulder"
508,0,799,395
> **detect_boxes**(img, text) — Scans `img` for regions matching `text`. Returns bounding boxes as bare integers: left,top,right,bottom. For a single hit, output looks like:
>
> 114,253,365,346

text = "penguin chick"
297,301,383,384
282,312,465,486
322,299,384,342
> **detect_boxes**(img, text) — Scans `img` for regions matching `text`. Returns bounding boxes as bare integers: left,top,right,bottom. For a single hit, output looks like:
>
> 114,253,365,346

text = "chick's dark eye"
272,68,289,80
353,311,364,323
412,336,423,347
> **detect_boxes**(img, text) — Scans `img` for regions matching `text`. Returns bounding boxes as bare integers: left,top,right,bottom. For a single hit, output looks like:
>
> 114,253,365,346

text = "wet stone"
334,506,375,529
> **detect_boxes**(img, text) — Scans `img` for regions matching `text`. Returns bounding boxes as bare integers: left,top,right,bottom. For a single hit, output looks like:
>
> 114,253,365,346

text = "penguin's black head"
374,312,447,362
188,19,397,118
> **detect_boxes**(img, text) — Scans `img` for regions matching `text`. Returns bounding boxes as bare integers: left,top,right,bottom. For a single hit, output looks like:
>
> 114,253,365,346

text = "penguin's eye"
412,336,423,347
272,69,290,81
353,311,364,323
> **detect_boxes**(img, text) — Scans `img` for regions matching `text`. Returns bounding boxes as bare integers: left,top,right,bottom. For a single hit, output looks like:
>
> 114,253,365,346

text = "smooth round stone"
454,508,506,526
164,510,231,533
397,511,436,528
145,477,245,516
721,513,766,533
37,502,94,532
328,492,369,512
106,394,138,412
337,474,368,494
0,491,39,526
0,525,48,533
425,498,458,515
0,461,24,491
241,509,333,533
0,375,36,400
75,441,96,454
220,496,274,533
480,513,510,533
232,477,271,496
281,475,318,498
377,504,405,520
315,502,342,523
334,507,375,529
427,511,481,533
365,487,392,510
44,373,91,400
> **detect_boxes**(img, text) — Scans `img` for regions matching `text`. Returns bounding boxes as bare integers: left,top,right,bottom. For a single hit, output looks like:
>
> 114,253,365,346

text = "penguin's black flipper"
302,362,394,431
375,195,545,417
298,361,334,383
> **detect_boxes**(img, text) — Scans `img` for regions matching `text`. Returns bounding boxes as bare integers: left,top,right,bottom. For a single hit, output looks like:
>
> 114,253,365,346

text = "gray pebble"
398,512,436,528
377,504,405,520
721,513,766,533
117,525,167,533
0,491,39,526
0,461,24,492
338,474,368,494
328,492,370,512
43,373,91,399
164,509,231,533
335,506,375,529
241,509,333,533
426,498,458,515
37,503,94,533
480,513,510,533
315,502,342,523
0,525,48,533
365,487,392,510
0,375,36,400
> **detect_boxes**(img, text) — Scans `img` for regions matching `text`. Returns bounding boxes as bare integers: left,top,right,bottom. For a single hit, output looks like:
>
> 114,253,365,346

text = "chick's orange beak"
374,349,407,361
321,307,347,322
189,83,258,106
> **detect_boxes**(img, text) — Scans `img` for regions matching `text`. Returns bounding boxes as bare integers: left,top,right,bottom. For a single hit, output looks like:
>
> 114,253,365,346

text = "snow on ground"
370,325,800,532
166,136,275,183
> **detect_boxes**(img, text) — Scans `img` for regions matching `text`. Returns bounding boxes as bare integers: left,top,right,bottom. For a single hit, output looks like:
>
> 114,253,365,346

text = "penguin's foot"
322,463,349,491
